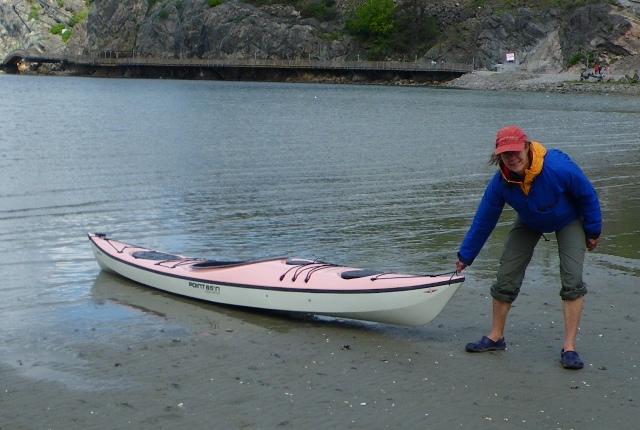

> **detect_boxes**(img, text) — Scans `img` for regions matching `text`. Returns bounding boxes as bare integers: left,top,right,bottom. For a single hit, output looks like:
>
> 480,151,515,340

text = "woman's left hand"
586,237,599,251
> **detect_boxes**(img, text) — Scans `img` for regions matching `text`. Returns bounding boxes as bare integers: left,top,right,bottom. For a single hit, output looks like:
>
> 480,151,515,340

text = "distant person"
455,126,602,370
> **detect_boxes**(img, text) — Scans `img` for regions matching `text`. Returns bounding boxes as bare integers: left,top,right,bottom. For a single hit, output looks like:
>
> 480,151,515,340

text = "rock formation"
2,0,640,75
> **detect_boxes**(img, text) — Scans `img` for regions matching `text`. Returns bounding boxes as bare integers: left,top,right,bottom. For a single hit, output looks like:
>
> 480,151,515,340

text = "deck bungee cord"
278,260,338,282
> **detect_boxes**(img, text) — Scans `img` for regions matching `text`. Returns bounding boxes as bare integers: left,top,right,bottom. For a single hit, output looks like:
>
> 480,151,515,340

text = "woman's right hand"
455,259,467,273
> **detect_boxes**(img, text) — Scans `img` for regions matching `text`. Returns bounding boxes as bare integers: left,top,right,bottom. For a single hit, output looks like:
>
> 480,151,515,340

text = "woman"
455,126,602,370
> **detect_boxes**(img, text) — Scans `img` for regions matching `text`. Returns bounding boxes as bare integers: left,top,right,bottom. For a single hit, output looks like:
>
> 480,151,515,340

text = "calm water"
1,74,639,377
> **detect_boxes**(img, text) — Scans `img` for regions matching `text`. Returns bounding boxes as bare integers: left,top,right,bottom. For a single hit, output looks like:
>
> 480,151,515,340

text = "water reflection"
90,271,437,337
91,271,316,333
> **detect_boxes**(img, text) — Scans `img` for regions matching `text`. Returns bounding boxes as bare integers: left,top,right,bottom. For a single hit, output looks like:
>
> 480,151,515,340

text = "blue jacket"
457,143,602,267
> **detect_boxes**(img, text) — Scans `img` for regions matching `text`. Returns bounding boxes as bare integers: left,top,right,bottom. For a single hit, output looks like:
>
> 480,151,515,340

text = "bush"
366,39,390,60
207,0,224,6
50,23,66,35
345,0,399,59
61,29,72,43
51,23,72,42
392,10,439,56
68,9,89,27
300,0,338,22
569,53,585,66
346,0,396,38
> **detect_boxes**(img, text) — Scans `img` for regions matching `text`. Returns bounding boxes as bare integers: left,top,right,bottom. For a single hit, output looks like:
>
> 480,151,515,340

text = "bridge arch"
2,50,65,73
2,50,32,73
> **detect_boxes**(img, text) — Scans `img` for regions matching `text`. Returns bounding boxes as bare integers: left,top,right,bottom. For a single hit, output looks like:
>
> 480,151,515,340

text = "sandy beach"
1,252,638,430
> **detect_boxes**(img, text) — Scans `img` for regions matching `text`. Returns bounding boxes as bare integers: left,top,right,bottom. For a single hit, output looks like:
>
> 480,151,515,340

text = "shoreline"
6,67,640,95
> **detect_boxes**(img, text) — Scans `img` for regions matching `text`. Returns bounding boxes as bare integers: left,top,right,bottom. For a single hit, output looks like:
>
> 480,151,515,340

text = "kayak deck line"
93,233,460,285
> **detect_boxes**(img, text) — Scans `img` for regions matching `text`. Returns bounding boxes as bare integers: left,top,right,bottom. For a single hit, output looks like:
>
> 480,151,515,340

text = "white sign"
506,53,515,62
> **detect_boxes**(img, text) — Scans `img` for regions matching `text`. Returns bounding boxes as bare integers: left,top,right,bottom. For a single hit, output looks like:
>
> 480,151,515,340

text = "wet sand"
1,253,638,429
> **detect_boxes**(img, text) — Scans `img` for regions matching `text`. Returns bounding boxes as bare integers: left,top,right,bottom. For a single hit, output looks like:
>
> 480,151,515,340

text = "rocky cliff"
2,0,640,75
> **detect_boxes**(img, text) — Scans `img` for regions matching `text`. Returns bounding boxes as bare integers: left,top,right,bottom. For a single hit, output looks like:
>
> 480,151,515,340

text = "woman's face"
500,146,530,176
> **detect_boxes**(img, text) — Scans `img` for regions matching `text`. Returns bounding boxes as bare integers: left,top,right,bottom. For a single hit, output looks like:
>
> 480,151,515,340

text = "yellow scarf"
499,141,547,196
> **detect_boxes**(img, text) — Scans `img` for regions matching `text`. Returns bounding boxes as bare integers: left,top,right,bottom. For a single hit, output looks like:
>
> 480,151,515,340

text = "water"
1,74,639,383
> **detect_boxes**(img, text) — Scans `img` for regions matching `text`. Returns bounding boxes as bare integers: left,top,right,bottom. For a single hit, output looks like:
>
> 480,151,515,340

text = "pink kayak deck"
89,233,464,293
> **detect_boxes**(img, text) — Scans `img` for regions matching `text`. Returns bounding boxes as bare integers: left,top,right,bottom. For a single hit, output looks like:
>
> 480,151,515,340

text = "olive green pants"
491,217,588,303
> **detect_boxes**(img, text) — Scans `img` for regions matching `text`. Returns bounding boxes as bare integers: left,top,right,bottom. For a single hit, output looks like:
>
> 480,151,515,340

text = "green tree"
346,0,396,59
347,0,396,39
392,3,440,58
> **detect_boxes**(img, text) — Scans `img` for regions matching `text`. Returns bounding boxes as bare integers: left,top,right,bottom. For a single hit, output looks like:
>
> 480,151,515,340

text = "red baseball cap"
495,126,528,154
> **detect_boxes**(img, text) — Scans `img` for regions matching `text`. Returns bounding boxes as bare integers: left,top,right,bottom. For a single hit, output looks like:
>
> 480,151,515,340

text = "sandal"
465,336,506,353
561,349,584,369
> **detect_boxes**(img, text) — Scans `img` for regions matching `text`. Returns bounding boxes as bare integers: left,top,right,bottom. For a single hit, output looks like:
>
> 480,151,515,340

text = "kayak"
88,233,464,326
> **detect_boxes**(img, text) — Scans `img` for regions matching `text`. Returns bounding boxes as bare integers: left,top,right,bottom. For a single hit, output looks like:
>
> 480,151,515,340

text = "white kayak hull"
88,233,464,326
